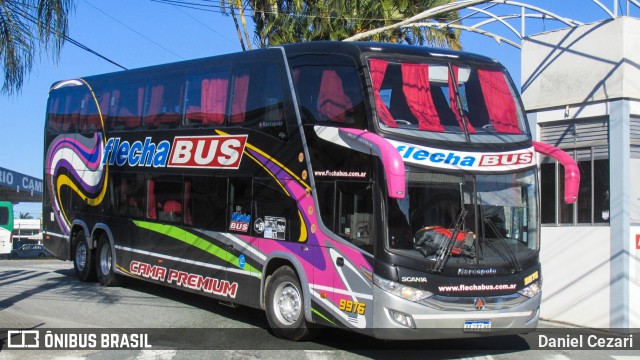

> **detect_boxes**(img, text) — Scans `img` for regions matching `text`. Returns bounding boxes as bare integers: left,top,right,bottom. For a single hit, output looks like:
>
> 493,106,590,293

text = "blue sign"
0,167,43,195
238,254,246,269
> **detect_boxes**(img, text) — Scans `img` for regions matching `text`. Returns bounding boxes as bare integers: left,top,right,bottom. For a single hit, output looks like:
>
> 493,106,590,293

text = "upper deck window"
290,54,366,129
368,58,527,137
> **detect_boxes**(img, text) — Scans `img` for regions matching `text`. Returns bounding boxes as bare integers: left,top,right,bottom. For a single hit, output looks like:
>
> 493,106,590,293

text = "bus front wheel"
265,266,312,341
96,234,118,287
73,230,96,282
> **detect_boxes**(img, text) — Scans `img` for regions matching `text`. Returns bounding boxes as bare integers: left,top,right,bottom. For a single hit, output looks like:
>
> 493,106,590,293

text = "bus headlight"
518,281,541,298
373,274,433,302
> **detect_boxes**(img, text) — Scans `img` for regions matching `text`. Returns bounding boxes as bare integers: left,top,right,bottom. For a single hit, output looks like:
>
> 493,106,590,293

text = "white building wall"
522,17,640,110
523,17,640,328
540,227,610,327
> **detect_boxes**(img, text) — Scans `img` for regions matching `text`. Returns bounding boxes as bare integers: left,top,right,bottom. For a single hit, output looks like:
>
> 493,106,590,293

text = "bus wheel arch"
264,264,313,341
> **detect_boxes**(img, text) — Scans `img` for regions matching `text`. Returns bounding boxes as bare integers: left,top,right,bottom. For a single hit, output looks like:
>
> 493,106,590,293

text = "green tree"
0,0,74,94
249,0,461,49
19,212,33,219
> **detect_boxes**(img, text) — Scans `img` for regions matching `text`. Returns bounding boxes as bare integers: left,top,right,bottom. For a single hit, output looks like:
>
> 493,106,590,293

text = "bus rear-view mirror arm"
338,128,406,199
533,141,580,204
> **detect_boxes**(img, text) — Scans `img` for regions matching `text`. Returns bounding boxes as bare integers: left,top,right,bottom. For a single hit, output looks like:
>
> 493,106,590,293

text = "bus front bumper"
371,285,540,340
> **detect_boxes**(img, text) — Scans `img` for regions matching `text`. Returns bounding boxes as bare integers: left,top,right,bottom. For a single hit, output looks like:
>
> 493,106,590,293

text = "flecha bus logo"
168,135,247,169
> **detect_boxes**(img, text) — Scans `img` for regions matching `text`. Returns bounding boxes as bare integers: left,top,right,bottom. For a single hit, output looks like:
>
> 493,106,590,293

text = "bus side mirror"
338,128,406,199
533,141,580,204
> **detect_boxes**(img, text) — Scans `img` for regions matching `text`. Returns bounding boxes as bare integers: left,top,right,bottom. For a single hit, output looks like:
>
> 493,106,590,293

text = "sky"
0,0,634,217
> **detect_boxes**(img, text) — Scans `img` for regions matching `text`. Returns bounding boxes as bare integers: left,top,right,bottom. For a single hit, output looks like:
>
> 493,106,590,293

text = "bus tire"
265,266,312,341
73,230,96,282
96,234,118,287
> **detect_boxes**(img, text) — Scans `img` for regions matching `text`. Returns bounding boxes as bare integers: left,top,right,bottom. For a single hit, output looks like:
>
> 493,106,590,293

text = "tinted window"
337,182,374,253
0,207,8,225
105,83,144,130
147,176,183,223
290,54,366,128
253,179,301,242
111,173,145,218
185,68,229,127
229,62,289,139
144,75,184,129
186,177,227,231
47,86,86,133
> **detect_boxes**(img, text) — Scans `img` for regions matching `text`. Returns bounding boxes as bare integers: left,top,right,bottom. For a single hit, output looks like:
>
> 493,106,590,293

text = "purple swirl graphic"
46,133,106,235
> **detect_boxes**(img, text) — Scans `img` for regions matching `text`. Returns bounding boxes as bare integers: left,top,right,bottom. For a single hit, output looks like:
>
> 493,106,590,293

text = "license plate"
464,320,491,332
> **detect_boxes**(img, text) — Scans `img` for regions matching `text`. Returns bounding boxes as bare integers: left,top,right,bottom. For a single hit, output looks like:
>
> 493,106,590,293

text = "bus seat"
160,200,182,222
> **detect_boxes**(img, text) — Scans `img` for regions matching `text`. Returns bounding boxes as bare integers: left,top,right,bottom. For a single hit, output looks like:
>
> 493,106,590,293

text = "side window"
0,207,8,226
111,173,145,218
253,179,301,242
147,176,183,223
540,162,556,224
79,90,103,132
144,75,184,129
186,177,227,231
106,83,144,131
336,181,374,253
291,56,366,128
229,178,252,233
185,69,229,127
46,86,84,133
229,62,289,139
315,181,336,232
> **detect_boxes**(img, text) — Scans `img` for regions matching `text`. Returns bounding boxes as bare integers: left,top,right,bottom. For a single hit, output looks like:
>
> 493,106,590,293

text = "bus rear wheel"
96,234,118,287
73,230,96,282
265,266,312,341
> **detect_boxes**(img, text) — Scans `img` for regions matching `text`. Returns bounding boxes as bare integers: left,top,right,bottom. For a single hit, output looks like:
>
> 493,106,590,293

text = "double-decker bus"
0,201,14,257
43,42,578,340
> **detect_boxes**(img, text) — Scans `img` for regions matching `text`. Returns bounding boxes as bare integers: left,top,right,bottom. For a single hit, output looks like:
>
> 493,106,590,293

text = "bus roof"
51,41,502,89
281,41,501,66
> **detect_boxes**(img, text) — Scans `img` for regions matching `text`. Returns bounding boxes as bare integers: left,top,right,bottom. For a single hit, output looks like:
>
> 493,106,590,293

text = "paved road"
0,259,638,359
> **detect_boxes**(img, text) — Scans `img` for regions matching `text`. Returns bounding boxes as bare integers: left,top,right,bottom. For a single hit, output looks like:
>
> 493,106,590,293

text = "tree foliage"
244,0,461,49
0,0,74,94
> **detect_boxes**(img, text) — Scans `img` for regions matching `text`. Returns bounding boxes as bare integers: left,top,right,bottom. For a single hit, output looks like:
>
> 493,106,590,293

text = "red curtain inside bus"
400,63,444,132
201,78,228,125
317,70,353,123
368,59,397,128
477,68,522,134
230,73,249,124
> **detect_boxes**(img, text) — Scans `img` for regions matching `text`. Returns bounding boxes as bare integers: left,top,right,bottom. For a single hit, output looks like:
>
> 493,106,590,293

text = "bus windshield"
368,58,528,139
387,168,538,272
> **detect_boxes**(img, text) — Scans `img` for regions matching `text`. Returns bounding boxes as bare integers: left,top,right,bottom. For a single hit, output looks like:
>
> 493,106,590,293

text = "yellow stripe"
214,129,310,190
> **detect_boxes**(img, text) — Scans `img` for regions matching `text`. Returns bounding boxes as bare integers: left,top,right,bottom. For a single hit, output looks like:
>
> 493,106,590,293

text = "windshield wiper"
483,217,522,273
433,209,468,273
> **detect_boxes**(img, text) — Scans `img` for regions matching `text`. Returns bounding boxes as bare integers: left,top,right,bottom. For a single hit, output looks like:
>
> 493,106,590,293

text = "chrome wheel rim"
273,281,302,325
99,243,112,276
76,242,87,271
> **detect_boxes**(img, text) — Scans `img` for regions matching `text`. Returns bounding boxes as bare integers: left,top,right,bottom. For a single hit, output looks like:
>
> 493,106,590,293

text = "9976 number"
339,299,366,315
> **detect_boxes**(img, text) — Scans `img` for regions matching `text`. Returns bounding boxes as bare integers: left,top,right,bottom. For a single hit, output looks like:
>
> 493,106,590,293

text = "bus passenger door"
225,178,260,307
